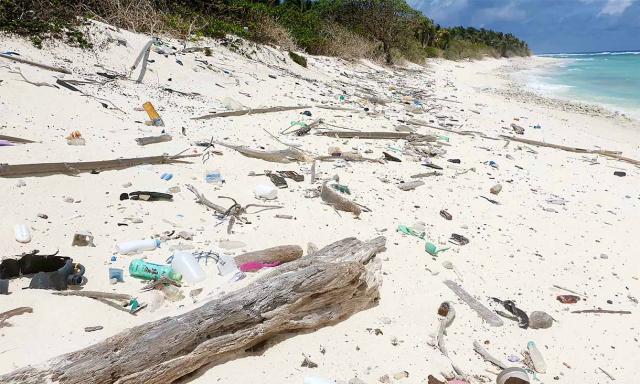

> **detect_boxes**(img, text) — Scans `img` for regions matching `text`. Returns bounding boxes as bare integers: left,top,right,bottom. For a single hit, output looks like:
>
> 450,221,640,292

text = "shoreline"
1,26,639,384
510,55,640,121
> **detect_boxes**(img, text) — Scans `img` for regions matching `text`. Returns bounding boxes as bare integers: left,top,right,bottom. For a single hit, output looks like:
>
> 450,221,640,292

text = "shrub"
288,51,307,67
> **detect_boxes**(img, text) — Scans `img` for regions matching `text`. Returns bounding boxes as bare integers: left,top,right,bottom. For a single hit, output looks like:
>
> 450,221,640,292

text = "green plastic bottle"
129,259,182,281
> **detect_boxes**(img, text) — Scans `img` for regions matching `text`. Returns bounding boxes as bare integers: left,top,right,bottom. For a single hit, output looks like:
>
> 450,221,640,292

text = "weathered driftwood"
0,53,71,74
500,135,640,166
216,141,311,163
571,309,631,314
0,236,386,384
408,119,499,140
473,340,506,369
316,130,436,142
443,280,503,327
435,303,465,377
0,134,36,144
135,135,172,146
397,181,424,191
193,105,310,120
0,154,198,178
234,245,303,265
316,153,381,163
131,40,153,83
0,307,33,328
321,181,362,217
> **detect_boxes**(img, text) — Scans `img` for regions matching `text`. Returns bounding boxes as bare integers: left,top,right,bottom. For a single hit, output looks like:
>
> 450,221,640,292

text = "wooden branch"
0,135,36,144
234,245,303,265
193,105,310,120
0,237,386,384
321,181,362,217
443,280,503,327
0,154,198,178
316,130,436,142
0,53,71,74
216,141,311,163
52,291,132,301
185,184,228,214
135,135,172,146
473,340,506,369
571,309,631,314
500,135,640,166
0,307,33,328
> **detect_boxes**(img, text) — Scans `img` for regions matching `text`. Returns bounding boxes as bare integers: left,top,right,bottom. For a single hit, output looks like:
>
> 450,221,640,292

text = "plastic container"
496,367,530,384
14,224,31,243
217,255,238,276
129,259,181,281
303,377,334,384
254,184,278,200
171,252,206,284
116,239,160,254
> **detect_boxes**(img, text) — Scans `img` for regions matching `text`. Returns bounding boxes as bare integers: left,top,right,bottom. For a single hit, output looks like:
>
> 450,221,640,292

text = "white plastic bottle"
171,252,206,284
116,239,160,254
14,224,31,243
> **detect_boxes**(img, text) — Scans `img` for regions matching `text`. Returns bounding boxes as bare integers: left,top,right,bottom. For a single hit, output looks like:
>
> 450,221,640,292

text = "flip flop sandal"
277,170,304,182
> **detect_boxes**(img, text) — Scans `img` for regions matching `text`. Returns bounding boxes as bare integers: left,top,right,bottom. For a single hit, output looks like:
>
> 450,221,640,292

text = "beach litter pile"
0,22,638,384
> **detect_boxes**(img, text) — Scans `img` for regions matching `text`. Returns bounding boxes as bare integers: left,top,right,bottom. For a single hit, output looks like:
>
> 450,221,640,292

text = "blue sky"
408,0,640,53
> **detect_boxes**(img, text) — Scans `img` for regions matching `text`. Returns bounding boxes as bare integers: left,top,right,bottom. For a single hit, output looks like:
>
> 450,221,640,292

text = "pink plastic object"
239,261,281,272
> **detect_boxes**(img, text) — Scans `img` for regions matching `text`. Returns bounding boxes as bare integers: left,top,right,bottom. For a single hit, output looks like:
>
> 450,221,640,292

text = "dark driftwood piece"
0,307,33,328
135,135,172,146
234,245,303,265
0,53,71,74
0,154,198,178
0,134,36,144
0,236,387,384
193,105,310,120
500,135,640,166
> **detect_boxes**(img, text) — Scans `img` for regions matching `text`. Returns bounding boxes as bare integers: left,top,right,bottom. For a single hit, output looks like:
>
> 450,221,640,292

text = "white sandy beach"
1,23,639,384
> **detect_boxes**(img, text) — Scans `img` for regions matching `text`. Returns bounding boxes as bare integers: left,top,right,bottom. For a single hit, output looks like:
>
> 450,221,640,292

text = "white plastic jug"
171,252,206,284
116,239,160,254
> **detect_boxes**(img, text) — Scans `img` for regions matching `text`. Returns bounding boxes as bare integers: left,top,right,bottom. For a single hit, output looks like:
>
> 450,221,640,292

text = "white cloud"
477,2,526,22
599,0,635,16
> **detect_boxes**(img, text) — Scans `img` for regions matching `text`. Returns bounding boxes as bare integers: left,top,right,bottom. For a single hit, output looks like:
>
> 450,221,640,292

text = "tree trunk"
383,40,392,64
0,237,386,384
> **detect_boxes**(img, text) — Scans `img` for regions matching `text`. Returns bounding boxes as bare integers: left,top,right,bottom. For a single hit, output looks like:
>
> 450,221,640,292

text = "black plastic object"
29,260,85,290
122,191,173,201
0,279,8,294
614,171,626,177
0,253,85,290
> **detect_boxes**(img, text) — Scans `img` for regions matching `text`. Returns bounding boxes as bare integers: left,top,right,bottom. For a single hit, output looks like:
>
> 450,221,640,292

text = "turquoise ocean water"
527,51,640,116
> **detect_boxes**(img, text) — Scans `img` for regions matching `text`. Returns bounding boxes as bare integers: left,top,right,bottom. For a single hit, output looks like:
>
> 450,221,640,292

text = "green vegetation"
0,0,530,62
288,51,308,67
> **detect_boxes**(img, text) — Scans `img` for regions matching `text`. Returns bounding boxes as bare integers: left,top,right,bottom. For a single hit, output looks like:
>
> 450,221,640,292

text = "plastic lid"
155,238,161,247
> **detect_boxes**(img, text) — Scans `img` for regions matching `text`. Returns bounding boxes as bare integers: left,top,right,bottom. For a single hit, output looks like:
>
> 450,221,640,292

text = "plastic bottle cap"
155,239,161,247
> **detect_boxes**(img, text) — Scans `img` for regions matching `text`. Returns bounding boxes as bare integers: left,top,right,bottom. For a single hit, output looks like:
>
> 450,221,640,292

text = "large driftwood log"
234,245,303,265
0,154,198,178
1,236,386,384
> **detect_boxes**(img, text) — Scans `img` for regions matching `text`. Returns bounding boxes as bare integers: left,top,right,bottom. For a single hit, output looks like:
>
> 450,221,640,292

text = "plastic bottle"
171,252,206,284
14,224,31,243
116,239,161,254
217,255,238,276
129,259,181,281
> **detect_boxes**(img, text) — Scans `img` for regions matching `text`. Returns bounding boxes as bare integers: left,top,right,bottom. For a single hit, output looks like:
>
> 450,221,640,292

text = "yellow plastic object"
142,101,164,126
